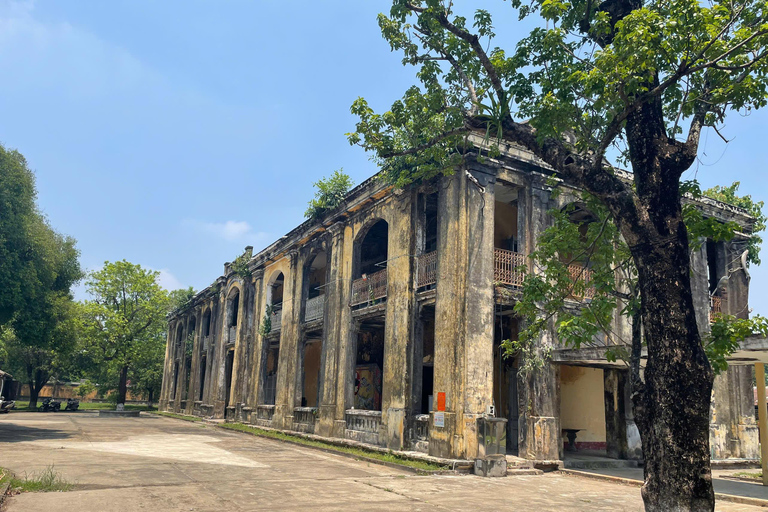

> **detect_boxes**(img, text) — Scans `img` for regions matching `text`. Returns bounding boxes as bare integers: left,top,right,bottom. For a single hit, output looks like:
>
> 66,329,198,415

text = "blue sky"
1,1,767,316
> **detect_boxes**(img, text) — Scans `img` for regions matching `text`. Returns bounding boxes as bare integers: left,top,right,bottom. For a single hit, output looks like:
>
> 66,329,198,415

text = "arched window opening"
202,309,211,337
304,252,327,323
226,289,240,344
351,220,389,308
268,272,285,332
198,354,207,401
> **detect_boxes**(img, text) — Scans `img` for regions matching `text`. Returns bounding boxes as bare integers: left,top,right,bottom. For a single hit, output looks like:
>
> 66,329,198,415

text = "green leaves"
304,169,354,220
79,261,171,400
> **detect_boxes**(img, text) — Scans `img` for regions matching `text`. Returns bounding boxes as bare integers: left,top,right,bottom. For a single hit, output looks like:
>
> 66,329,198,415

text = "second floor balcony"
304,295,325,323
351,268,388,308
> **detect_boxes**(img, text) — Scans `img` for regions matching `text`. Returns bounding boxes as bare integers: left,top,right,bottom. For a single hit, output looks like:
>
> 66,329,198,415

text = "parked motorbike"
0,397,15,413
64,398,79,411
38,398,61,412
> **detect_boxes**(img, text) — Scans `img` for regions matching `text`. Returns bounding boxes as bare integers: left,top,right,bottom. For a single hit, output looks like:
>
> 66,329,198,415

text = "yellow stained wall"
560,365,606,443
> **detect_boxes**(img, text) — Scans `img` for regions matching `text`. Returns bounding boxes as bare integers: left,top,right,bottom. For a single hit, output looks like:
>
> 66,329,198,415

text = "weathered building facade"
160,143,758,462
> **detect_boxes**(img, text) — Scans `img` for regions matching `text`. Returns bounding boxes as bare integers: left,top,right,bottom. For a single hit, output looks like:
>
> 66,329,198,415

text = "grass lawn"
219,422,448,472
11,401,156,412
154,412,448,472
0,466,72,493
732,471,762,479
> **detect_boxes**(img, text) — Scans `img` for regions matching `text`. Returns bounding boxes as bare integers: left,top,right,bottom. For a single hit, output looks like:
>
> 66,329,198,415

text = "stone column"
709,240,758,459
246,270,265,415
333,225,357,438
273,250,301,430
186,308,202,414
380,190,417,450
604,369,629,459
212,286,228,418
432,168,496,460
517,181,561,461
159,322,175,411
316,224,345,437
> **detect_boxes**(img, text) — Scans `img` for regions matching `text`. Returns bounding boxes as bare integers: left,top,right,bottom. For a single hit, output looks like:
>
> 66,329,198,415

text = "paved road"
0,412,761,511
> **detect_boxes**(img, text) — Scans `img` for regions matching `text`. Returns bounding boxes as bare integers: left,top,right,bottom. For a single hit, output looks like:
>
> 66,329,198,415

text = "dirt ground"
0,411,762,511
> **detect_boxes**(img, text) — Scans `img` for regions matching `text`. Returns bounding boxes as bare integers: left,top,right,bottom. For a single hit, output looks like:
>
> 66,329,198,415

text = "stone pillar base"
333,419,347,439
521,415,560,460
474,455,508,477
315,405,337,437
382,407,405,451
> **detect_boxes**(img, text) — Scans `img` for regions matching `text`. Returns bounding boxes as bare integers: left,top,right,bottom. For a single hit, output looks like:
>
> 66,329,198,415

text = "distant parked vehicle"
64,398,79,411
38,398,61,412
0,397,15,413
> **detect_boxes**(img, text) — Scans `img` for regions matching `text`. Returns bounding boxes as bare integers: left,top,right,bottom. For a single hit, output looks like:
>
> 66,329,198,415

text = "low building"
160,141,757,462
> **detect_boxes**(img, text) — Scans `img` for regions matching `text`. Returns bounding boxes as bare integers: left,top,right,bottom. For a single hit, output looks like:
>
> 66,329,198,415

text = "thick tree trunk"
632,231,714,511
117,366,129,406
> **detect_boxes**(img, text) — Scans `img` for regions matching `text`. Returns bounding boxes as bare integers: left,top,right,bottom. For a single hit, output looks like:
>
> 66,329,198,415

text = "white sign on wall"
434,411,445,428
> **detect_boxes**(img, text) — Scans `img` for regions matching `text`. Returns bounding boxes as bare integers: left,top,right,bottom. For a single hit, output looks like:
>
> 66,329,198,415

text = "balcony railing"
345,409,382,445
304,295,325,323
710,295,726,322
494,248,525,287
350,268,388,307
202,335,210,352
293,407,317,434
228,326,236,344
417,251,438,289
270,304,282,332
567,264,595,300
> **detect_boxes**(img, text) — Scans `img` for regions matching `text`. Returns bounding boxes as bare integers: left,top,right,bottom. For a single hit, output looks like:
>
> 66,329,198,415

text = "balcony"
304,295,325,323
710,295,727,322
202,335,210,352
270,304,282,332
417,251,437,289
566,264,595,300
227,326,236,344
350,268,388,308
494,248,525,287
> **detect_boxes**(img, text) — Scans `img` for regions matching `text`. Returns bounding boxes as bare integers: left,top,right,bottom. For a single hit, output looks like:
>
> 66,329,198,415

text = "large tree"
0,154,83,409
0,145,41,325
349,1,768,510
79,261,169,406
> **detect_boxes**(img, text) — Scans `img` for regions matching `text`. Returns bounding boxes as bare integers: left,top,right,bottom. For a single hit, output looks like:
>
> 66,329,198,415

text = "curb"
0,469,12,508
560,469,768,508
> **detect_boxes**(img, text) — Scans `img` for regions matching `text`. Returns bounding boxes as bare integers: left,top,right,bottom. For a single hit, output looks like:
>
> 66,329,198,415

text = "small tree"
304,169,354,219
76,380,96,401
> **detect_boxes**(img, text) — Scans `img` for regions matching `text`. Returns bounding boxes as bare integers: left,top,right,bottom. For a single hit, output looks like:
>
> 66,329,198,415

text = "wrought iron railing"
417,251,438,289
202,335,210,352
304,295,325,323
228,326,236,344
350,269,388,307
494,248,525,287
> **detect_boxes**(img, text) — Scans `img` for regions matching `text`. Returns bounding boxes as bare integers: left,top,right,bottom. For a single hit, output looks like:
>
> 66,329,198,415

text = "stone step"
506,468,544,476
563,459,640,470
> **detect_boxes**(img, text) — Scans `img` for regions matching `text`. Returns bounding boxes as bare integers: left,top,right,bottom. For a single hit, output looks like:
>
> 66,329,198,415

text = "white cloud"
183,219,269,243
156,268,183,291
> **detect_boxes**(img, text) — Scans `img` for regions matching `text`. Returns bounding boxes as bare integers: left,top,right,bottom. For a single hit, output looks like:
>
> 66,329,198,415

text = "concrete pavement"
0,411,762,511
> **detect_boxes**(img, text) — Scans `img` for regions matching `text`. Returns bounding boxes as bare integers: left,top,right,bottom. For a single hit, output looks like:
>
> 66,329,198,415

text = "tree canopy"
78,261,171,405
304,169,354,219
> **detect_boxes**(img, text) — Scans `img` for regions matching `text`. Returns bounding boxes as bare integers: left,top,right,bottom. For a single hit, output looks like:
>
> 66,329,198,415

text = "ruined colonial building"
160,140,757,463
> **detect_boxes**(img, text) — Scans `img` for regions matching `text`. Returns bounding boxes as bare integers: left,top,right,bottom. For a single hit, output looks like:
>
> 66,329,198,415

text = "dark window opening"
225,349,235,406
353,320,385,411
357,220,389,277
199,355,207,401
